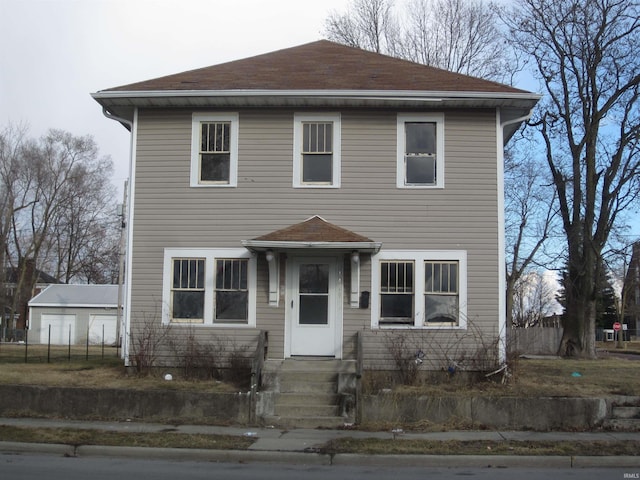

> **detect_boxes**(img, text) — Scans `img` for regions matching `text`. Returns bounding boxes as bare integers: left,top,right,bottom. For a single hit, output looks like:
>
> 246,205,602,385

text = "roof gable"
254,216,373,243
104,40,525,95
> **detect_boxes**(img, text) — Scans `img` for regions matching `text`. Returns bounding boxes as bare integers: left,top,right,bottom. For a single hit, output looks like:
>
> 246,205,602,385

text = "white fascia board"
92,89,541,103
29,303,118,309
242,240,382,252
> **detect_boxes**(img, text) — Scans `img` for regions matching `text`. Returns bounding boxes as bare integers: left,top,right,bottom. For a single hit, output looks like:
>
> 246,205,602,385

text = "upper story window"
372,250,466,329
397,113,445,189
293,113,341,188
191,113,239,187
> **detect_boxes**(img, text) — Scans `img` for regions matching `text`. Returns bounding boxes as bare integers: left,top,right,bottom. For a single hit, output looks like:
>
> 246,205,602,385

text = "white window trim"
190,113,239,187
396,113,445,189
293,113,341,188
371,250,467,329
162,248,256,327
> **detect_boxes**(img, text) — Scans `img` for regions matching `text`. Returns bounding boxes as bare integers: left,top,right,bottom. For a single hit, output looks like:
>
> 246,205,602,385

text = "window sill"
376,324,464,330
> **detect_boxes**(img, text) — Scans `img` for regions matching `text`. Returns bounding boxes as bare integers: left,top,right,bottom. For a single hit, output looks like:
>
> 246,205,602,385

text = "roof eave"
242,239,382,253
92,89,541,123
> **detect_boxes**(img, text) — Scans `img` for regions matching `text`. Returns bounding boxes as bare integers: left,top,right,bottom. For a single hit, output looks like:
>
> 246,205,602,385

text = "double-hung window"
215,258,249,323
171,258,205,323
191,113,239,187
397,114,445,188
163,248,255,326
372,250,466,328
424,261,459,325
380,261,415,325
293,113,341,188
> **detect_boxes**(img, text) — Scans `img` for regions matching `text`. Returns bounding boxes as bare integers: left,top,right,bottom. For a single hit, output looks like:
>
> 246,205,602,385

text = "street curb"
330,454,572,468
1,442,639,467
0,441,75,457
76,445,331,465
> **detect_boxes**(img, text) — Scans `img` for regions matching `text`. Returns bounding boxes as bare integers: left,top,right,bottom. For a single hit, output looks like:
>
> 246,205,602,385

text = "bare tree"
402,0,509,80
0,126,119,333
503,0,640,358
324,0,399,54
512,270,560,328
504,137,558,328
324,0,511,82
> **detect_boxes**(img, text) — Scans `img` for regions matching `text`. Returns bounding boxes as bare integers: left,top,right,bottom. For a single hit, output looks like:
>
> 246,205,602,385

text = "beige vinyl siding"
130,108,501,367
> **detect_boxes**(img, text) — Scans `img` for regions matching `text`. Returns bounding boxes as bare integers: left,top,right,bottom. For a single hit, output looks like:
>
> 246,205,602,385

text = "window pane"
201,153,230,182
425,294,458,323
173,260,183,288
406,156,436,184
202,122,230,153
425,261,458,294
449,263,458,293
216,291,248,321
381,262,389,292
299,264,329,293
172,291,204,320
406,122,436,154
425,263,433,292
381,293,413,319
299,295,329,324
303,123,333,153
302,154,332,183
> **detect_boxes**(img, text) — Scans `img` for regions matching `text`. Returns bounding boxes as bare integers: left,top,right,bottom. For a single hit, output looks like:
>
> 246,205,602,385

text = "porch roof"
241,216,381,252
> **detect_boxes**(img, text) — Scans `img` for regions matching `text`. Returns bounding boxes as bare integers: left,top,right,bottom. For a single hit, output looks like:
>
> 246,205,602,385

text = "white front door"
287,256,342,357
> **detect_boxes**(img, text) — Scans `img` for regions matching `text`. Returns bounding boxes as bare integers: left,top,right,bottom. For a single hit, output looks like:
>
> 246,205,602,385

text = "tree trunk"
558,257,598,358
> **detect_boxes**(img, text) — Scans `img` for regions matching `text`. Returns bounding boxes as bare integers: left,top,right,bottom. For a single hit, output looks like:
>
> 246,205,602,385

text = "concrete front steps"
604,396,640,431
259,358,356,429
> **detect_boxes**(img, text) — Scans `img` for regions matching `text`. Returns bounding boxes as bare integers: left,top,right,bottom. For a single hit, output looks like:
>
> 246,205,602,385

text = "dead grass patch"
321,438,640,456
2,345,640,398
0,425,253,450
362,356,640,398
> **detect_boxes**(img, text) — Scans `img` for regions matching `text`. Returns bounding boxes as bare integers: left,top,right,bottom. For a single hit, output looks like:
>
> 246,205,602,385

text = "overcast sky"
0,0,352,189
2,0,638,241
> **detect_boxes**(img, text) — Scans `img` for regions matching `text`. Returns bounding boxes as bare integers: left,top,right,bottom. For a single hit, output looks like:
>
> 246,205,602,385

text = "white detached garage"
28,285,119,345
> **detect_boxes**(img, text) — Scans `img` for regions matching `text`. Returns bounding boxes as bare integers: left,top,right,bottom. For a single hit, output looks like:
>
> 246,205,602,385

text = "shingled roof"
104,40,525,94
242,216,381,252
92,40,540,138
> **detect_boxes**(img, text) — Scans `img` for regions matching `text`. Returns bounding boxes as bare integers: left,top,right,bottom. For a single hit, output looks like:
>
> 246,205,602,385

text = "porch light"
351,251,360,264
265,250,274,262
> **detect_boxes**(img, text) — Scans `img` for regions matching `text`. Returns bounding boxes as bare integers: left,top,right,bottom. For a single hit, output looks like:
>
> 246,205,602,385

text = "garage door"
88,314,117,345
40,314,76,345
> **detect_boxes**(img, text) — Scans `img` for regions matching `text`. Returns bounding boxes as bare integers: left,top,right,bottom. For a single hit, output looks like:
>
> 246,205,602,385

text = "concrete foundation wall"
0,384,612,431
363,393,608,430
0,385,250,425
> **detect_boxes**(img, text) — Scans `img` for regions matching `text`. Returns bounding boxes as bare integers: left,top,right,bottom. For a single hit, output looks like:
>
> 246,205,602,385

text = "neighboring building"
92,40,540,371
623,242,640,338
28,284,119,345
1,261,59,339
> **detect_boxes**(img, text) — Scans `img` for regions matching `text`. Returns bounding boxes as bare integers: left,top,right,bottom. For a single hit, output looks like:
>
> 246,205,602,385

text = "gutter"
101,107,133,132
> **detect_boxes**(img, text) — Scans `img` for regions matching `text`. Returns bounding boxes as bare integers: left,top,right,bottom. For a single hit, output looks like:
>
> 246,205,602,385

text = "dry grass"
1,343,640,397
321,438,640,456
364,355,640,398
0,425,253,450
0,345,236,393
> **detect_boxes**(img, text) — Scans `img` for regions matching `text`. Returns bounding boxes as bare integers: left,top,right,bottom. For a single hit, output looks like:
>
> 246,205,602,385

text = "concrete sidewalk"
1,417,639,468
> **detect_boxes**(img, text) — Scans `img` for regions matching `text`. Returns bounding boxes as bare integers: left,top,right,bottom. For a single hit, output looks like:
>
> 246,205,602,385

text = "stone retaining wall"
0,385,612,430
0,385,250,424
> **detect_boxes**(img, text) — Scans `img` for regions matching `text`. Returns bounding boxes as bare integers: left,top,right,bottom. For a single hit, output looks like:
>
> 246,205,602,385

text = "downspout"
101,107,135,366
497,108,536,364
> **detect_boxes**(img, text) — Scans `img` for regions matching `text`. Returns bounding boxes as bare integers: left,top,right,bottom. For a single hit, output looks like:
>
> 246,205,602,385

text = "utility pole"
116,180,128,358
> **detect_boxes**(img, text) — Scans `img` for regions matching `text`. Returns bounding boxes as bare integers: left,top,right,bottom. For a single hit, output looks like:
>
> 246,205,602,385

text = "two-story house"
92,41,539,423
